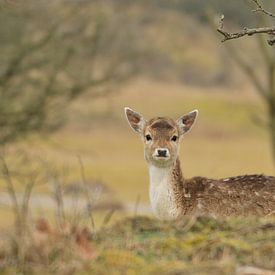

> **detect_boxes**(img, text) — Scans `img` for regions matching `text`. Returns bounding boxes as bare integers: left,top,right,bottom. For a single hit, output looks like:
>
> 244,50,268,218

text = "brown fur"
150,119,175,130
170,158,275,217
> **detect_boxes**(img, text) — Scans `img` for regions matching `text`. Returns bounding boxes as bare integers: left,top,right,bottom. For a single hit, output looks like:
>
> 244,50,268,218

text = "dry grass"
1,215,274,274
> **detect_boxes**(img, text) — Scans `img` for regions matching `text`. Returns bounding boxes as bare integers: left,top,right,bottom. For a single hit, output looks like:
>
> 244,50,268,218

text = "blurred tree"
0,0,139,145
214,0,275,161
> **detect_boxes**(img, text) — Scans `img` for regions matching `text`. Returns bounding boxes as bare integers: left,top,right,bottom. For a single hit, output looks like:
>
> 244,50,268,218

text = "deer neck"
148,158,184,220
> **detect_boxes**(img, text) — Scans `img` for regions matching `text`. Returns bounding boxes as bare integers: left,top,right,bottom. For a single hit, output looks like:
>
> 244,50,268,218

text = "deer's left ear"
177,110,198,135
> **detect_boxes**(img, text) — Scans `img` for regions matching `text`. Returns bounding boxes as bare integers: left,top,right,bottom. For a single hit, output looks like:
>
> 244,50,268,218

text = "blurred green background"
0,0,274,227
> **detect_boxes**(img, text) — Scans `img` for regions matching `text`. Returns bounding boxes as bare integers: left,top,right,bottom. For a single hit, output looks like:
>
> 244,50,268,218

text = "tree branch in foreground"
217,0,275,45
217,15,275,45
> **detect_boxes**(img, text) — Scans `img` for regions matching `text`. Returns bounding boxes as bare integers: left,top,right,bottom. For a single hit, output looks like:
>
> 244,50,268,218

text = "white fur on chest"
149,165,179,220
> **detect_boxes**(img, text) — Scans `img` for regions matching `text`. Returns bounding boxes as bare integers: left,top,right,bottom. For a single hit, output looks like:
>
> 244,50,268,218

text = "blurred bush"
0,0,142,144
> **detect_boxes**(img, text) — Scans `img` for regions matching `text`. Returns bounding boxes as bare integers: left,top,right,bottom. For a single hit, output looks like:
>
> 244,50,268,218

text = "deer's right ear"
124,107,145,134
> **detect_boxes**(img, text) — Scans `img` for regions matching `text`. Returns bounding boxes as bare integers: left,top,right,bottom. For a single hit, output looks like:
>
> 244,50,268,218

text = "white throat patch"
148,165,179,220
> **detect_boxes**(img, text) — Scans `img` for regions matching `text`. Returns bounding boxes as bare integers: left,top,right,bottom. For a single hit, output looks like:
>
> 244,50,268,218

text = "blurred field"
2,79,272,207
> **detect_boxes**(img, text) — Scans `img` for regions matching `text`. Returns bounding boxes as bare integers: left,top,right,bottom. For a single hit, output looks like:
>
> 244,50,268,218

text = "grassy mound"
0,216,274,274
91,216,275,275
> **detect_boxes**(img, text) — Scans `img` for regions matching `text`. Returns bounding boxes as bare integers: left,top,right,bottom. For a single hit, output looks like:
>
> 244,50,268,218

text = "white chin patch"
153,155,170,161
152,156,171,165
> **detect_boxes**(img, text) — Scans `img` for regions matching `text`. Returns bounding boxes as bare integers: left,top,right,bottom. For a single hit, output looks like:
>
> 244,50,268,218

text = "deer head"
124,107,198,168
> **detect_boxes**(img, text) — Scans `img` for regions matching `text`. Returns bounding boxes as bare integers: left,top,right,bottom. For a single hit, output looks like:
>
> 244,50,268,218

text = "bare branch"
0,151,21,229
77,156,95,234
217,21,275,43
251,0,275,18
21,176,37,226
217,1,275,46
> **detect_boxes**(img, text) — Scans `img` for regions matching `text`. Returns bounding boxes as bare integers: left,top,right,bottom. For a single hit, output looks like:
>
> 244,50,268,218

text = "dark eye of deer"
145,134,152,141
171,135,178,142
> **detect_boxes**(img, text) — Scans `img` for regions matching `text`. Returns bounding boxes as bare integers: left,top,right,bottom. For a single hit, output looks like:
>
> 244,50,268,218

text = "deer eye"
171,135,178,142
145,134,152,141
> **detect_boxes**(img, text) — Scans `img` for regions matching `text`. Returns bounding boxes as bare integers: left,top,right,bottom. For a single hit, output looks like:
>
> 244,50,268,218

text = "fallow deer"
124,107,275,220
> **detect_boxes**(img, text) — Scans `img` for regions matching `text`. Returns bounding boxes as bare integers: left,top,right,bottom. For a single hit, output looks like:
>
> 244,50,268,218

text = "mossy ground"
89,216,275,275
1,216,274,274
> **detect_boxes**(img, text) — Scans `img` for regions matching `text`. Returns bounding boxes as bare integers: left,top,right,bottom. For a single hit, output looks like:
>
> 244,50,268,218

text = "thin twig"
101,208,116,228
52,172,66,232
251,0,275,18
21,177,37,226
0,152,21,227
77,156,96,233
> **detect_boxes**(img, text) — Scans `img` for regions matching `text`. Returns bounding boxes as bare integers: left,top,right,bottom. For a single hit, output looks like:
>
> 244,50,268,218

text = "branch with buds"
217,0,275,45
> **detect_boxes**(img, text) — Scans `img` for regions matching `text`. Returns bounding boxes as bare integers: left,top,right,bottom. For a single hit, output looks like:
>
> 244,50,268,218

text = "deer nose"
157,149,168,157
